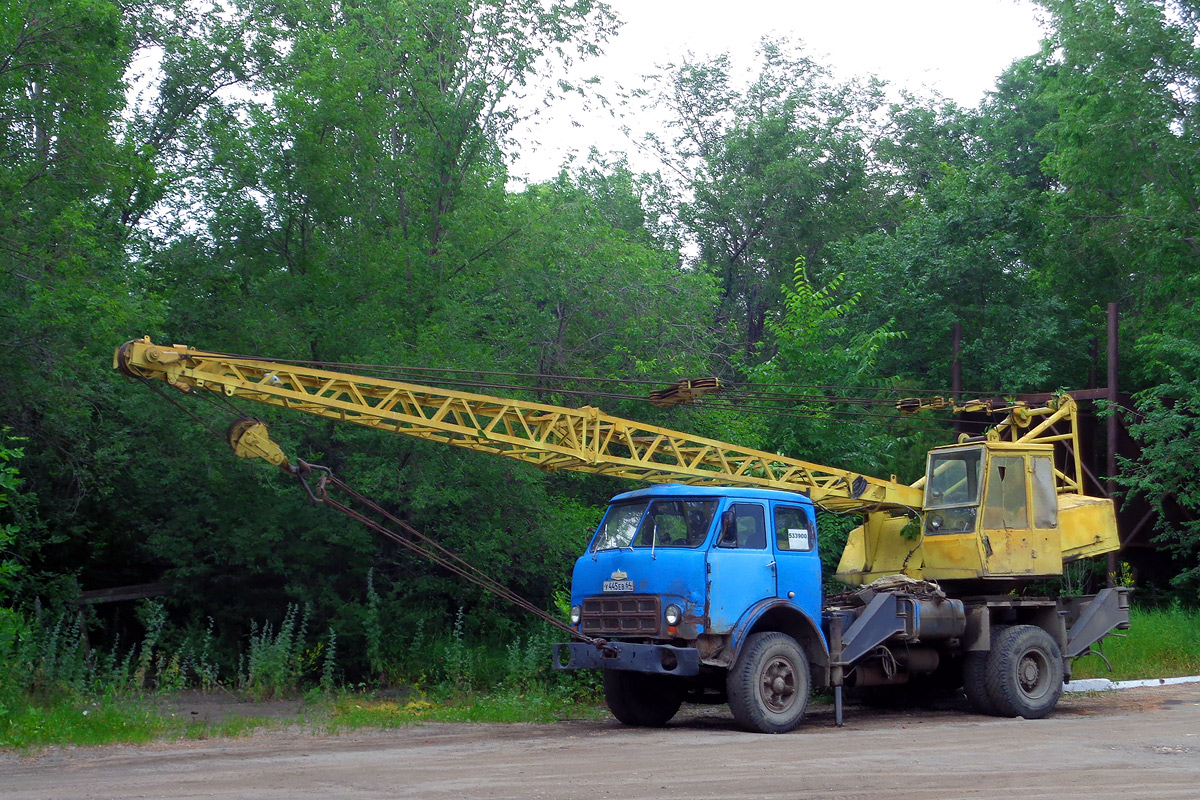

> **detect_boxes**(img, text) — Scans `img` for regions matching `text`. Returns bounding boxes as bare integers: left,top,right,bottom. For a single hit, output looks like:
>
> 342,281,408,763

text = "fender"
727,598,830,683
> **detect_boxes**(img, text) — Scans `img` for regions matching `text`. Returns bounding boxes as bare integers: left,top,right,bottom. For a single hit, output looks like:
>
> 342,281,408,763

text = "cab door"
980,451,1062,576
770,502,823,622
705,501,774,632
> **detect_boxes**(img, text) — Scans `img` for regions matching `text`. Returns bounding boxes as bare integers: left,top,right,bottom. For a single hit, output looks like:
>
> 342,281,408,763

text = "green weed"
239,603,310,699
325,688,604,731
1072,603,1200,680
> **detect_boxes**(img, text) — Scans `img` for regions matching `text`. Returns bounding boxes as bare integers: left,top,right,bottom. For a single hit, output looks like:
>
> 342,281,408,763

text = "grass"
3,603,1197,751
0,687,604,752
325,690,606,731
1071,603,1200,681
0,598,604,752
0,692,288,751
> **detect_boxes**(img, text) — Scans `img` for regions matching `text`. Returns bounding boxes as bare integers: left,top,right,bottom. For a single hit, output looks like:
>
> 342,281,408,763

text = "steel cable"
292,462,605,648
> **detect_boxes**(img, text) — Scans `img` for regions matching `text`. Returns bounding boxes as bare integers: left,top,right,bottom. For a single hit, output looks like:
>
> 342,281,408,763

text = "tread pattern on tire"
726,631,811,734
962,623,1009,716
984,624,1064,719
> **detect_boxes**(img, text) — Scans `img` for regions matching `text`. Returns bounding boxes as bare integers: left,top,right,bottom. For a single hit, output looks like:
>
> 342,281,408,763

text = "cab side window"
716,503,767,550
983,456,1029,529
774,506,813,552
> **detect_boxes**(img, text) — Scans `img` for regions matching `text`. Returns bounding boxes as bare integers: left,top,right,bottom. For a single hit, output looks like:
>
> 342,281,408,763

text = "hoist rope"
291,461,607,648
132,373,609,650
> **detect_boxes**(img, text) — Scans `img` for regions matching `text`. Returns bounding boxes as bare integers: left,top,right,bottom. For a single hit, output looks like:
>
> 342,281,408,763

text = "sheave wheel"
726,632,810,734
984,625,1064,719
603,670,683,727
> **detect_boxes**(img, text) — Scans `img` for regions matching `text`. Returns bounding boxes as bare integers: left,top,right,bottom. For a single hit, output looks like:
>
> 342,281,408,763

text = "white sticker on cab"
787,528,810,550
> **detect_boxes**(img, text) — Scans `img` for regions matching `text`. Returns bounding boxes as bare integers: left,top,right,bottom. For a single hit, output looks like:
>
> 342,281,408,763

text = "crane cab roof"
928,440,1056,453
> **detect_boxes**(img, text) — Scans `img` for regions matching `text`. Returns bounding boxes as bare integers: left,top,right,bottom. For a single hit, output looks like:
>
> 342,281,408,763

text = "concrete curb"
1062,675,1200,693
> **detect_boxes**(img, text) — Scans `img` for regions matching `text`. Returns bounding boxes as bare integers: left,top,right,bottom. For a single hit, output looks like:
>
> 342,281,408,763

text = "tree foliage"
3,0,1200,685
1120,324,1200,596
751,261,908,476
644,39,893,360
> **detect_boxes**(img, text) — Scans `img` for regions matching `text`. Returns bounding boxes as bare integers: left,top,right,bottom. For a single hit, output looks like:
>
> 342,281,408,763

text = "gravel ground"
3,683,1198,800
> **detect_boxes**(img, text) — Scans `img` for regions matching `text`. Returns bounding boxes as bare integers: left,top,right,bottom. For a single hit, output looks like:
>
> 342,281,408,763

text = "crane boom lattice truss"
115,338,923,512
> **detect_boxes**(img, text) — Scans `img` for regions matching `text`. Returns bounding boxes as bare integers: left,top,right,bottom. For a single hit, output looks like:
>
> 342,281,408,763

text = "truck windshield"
591,498,719,551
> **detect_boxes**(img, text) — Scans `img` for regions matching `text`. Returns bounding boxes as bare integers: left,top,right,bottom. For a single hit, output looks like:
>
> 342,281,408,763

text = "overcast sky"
509,0,1049,183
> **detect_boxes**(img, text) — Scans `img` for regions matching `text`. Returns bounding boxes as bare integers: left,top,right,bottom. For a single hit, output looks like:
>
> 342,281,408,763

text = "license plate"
602,579,634,593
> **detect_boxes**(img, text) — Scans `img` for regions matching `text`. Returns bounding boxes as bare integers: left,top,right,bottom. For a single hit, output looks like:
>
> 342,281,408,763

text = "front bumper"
553,641,700,676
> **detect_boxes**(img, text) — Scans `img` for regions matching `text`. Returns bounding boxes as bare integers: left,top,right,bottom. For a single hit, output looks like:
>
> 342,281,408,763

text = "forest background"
2,0,1199,696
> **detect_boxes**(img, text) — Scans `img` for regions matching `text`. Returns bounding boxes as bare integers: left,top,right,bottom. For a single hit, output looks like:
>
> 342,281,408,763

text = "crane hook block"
227,418,290,469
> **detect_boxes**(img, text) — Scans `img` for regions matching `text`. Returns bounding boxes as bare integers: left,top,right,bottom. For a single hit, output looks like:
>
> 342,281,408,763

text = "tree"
644,39,891,362
1031,0,1200,594
831,161,1079,393
1034,0,1200,331
0,432,25,653
112,0,631,656
419,169,715,389
1120,323,1200,599
0,0,166,598
749,260,909,478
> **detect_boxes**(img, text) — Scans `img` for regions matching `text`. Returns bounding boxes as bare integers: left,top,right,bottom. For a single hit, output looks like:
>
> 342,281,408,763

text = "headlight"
665,604,681,626
569,605,582,626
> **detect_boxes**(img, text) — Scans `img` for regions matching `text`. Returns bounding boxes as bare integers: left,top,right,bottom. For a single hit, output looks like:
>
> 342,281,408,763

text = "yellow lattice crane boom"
113,337,923,513
114,338,1120,586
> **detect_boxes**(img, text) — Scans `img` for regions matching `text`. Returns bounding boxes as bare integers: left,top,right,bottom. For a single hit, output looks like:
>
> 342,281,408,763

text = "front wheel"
603,670,683,727
726,632,811,733
985,625,1064,719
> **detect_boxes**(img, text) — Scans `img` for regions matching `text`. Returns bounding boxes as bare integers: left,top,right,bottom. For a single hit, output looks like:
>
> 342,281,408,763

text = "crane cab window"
774,506,813,552
716,503,767,550
924,447,984,535
925,447,983,508
983,456,1028,529
1031,456,1058,529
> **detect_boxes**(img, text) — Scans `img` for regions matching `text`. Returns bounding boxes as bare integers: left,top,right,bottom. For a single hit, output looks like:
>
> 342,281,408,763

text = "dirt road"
3,684,1198,800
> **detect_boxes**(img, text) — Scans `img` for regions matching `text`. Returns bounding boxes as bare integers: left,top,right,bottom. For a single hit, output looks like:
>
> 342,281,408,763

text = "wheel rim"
759,656,797,713
1017,647,1051,700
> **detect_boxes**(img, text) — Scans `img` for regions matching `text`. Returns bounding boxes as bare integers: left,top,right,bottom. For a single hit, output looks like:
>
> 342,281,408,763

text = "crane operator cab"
836,441,1119,588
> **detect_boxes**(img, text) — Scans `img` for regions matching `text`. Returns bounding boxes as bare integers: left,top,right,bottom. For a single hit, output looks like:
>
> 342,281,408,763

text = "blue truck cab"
554,484,830,733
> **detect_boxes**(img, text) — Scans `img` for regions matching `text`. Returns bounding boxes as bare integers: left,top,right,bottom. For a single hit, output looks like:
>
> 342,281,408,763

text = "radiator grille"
580,594,661,636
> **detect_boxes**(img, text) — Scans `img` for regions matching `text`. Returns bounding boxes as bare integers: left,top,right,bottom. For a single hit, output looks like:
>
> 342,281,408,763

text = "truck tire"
603,670,683,727
963,625,1008,715
962,651,999,715
726,632,810,734
984,624,1064,719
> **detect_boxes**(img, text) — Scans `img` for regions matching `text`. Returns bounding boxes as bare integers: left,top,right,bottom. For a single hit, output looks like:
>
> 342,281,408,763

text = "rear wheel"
726,632,811,733
963,626,1007,716
985,625,1063,719
603,670,683,727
